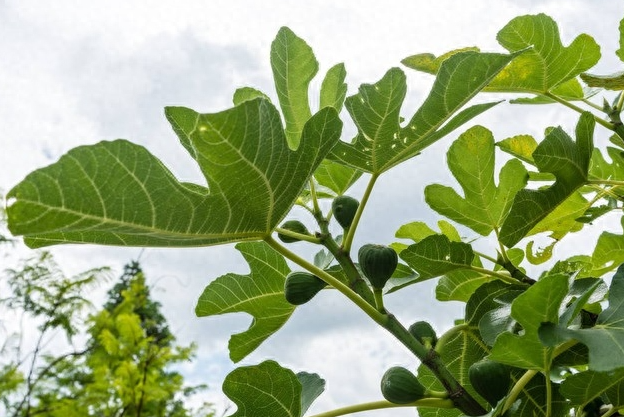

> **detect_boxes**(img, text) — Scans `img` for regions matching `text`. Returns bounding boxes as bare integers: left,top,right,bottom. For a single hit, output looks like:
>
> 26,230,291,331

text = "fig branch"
307,398,455,417
342,173,379,252
268,234,487,416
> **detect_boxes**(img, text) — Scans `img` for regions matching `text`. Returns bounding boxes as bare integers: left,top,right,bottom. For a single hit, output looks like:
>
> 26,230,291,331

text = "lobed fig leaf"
223,360,325,417
195,241,295,363
499,112,594,247
331,51,519,174
8,100,342,248
425,125,527,236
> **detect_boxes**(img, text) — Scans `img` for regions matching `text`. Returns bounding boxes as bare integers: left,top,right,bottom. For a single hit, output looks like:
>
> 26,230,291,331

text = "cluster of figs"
277,195,398,304
277,195,512,406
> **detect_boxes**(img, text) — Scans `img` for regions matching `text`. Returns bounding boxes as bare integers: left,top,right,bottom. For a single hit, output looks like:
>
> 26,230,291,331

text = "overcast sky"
2,1,624,415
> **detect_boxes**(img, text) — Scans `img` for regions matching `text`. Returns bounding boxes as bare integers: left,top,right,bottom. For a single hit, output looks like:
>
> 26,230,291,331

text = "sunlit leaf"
618,16,624,63
525,240,555,265
526,191,589,241
590,147,624,181
401,47,480,74
500,112,594,247
488,14,600,99
425,125,527,236
395,221,437,242
496,135,537,165
195,241,294,362
7,100,341,248
404,14,600,102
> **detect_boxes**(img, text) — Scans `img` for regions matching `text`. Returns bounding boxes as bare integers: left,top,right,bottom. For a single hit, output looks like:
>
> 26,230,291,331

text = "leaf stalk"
308,398,454,417
342,174,378,252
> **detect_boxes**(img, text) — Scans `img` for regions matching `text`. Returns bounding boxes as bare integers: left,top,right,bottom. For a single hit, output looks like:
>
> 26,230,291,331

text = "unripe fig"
380,366,426,404
277,220,309,243
358,244,398,289
468,359,511,407
408,321,437,348
284,272,327,305
332,195,359,229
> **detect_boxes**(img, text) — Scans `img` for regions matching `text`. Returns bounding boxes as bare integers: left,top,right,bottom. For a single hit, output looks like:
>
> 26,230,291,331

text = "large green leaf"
540,264,624,372
560,368,624,406
271,27,318,148
499,112,594,247
488,14,600,100
7,100,341,248
195,241,294,362
489,274,569,370
330,51,518,174
400,234,475,282
223,360,324,417
425,125,527,236
591,218,624,276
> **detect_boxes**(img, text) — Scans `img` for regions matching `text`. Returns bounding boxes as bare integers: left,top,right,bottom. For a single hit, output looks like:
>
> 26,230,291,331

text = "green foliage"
7,11,624,417
0,238,211,416
195,241,295,362
425,125,527,236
